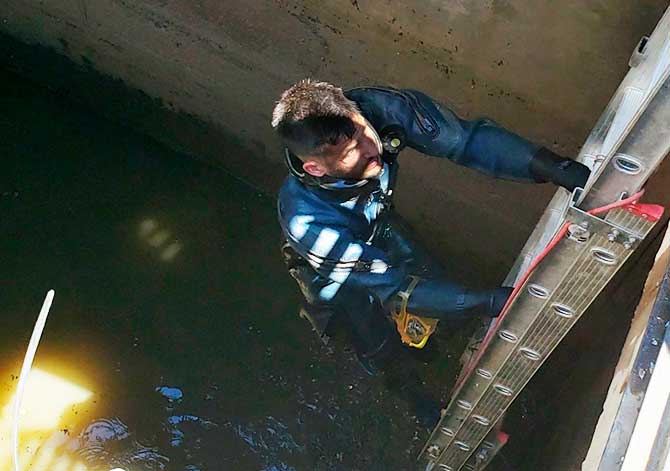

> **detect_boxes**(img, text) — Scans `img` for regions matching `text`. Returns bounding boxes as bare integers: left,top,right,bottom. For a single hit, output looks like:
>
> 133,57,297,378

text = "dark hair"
271,79,359,157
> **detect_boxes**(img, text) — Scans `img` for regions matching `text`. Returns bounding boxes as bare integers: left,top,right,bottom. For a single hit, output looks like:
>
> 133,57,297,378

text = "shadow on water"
0,69,472,470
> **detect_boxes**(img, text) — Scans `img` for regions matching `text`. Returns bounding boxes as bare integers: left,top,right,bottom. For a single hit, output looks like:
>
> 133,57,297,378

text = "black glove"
529,147,591,192
488,286,514,317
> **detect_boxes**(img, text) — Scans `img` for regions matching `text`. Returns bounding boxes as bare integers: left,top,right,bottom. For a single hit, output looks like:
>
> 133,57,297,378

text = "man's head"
272,79,383,181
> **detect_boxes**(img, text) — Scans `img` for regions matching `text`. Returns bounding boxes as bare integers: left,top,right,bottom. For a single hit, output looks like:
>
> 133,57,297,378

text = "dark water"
1,70,473,470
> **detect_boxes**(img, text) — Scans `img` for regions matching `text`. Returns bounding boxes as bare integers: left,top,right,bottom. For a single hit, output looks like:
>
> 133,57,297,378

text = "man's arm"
406,279,511,320
285,216,509,318
346,86,590,190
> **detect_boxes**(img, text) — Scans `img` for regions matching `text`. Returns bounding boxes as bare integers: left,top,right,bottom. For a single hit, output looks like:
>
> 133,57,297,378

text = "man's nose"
361,138,378,159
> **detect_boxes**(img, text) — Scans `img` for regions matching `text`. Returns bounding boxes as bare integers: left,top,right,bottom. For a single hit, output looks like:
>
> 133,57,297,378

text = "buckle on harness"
391,276,439,349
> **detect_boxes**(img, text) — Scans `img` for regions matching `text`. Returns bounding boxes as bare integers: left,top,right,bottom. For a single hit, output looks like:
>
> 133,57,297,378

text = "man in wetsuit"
272,79,590,426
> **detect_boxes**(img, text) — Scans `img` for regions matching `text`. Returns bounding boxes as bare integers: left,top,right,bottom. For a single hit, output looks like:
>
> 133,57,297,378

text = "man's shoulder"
278,173,299,198
344,86,419,133
345,85,399,98
278,176,335,224
345,86,400,111
278,174,316,208
278,177,356,248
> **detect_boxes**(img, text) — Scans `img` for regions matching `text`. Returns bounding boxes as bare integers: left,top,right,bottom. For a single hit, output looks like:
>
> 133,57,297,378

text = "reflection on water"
1,371,309,471
76,416,170,470
138,219,183,262
0,368,91,470
232,416,305,469
2,373,223,470
4,368,92,431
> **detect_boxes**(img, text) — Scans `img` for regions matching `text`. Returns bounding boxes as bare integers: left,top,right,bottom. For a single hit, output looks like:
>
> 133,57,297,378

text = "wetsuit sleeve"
346,86,540,181
406,279,511,320
287,217,509,318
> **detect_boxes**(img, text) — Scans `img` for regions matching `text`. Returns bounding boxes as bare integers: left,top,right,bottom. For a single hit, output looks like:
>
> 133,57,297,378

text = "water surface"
1,70,465,471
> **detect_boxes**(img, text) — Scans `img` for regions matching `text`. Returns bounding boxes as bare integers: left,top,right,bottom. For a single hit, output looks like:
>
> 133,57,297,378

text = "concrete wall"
1,0,668,285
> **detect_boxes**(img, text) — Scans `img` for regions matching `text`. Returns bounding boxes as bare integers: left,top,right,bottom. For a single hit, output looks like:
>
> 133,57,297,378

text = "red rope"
453,190,647,391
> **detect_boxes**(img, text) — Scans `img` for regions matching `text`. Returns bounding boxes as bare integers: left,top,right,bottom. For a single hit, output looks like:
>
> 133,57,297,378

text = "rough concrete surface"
1,0,668,287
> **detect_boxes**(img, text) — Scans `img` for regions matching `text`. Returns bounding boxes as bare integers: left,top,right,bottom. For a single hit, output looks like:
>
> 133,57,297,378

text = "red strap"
453,189,664,391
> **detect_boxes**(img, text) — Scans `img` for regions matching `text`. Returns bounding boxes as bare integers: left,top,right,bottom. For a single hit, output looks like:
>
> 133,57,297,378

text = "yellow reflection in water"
2,369,92,430
139,218,183,262
0,368,92,470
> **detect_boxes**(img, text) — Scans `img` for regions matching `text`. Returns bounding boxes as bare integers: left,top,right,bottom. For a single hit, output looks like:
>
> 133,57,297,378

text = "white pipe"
12,290,55,471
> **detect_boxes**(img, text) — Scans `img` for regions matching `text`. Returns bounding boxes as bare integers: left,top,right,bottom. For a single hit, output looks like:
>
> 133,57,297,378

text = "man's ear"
303,160,326,177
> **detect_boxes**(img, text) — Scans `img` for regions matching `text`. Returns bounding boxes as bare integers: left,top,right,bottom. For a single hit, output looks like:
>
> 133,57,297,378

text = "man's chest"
339,163,396,239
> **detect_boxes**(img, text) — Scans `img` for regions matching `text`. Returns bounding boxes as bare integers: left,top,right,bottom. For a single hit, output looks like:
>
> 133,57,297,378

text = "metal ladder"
419,6,670,471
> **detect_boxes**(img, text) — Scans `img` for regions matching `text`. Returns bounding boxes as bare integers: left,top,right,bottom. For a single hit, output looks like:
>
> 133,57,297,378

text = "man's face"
302,113,383,181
